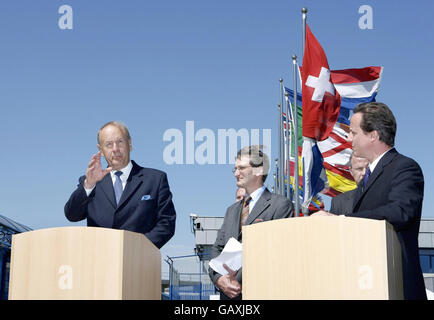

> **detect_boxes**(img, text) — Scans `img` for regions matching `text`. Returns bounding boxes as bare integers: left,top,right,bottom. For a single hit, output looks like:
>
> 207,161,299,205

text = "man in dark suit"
313,102,426,300
64,121,176,249
208,145,293,300
330,154,368,215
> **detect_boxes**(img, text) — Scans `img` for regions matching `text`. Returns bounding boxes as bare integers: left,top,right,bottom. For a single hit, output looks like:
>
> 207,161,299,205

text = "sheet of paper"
209,237,242,275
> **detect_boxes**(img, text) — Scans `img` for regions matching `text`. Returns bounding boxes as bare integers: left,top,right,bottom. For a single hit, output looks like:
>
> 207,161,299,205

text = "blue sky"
1,0,434,261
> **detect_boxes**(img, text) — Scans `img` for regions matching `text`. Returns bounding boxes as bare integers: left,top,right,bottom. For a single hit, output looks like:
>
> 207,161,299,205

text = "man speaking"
64,121,176,249
313,102,426,300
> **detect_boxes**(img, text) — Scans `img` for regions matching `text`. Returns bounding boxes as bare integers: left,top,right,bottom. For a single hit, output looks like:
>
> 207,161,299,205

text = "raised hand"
83,151,112,189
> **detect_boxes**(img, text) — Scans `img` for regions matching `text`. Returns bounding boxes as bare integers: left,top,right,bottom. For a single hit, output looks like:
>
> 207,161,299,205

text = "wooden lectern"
8,227,161,300
242,217,403,300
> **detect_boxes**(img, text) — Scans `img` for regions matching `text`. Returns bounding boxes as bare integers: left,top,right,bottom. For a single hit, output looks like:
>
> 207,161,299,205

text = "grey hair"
97,121,132,144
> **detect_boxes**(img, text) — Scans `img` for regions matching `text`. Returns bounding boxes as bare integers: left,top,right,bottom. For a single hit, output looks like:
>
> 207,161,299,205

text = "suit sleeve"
208,207,231,285
64,176,92,222
350,158,424,231
273,196,293,219
330,197,338,214
144,172,176,249
329,193,346,215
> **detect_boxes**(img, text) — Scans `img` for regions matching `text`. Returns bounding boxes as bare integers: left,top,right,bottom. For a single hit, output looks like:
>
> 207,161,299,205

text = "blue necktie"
114,171,123,205
363,167,371,190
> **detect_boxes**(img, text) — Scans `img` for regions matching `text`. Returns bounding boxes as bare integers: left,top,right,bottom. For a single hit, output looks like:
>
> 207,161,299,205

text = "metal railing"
165,254,217,300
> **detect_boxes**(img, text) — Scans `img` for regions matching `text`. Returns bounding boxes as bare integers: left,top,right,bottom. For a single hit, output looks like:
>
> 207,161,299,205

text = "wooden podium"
242,217,403,300
8,227,161,300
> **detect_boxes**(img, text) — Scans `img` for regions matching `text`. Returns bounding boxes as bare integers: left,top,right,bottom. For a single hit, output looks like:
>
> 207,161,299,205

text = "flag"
287,148,325,215
293,65,383,126
285,88,357,198
286,54,383,201
332,66,383,111
301,24,341,142
301,138,329,211
282,92,325,212
286,67,384,195
319,66,383,194
280,27,383,210
317,122,356,196
299,24,341,212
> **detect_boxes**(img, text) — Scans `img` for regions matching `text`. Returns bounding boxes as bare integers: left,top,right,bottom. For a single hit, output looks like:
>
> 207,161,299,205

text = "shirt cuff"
84,185,95,197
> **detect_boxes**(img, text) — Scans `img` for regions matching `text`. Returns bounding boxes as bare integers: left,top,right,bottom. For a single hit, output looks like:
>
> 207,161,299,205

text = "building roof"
0,214,32,233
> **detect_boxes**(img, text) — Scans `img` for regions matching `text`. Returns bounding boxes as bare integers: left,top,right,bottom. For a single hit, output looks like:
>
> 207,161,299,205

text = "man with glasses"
209,145,293,300
64,121,176,249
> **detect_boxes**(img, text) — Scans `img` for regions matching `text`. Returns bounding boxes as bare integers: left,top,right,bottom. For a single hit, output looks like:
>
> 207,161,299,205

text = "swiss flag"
301,24,341,141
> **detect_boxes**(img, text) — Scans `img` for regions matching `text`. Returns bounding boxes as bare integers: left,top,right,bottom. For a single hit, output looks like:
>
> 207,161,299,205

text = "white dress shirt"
369,148,392,174
247,185,266,214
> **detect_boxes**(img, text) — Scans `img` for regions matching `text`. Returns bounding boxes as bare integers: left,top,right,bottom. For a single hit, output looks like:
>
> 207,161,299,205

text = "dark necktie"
240,196,252,229
362,167,371,190
114,171,123,205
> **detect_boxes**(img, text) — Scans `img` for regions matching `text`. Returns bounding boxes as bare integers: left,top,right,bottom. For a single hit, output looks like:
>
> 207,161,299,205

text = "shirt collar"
110,161,133,181
369,148,392,173
248,185,266,203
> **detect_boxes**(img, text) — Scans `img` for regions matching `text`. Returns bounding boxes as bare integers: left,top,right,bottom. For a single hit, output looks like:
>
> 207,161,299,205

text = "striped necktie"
240,196,252,229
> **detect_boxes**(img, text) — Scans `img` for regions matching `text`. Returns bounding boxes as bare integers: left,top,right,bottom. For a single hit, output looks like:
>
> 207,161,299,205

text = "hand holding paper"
209,237,242,275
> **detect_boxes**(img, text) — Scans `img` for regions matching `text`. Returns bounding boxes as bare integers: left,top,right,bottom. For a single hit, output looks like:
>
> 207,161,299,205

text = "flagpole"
302,7,308,56
279,78,285,195
287,98,295,203
277,101,282,195
278,100,283,195
292,55,300,216
273,158,278,194
285,90,291,200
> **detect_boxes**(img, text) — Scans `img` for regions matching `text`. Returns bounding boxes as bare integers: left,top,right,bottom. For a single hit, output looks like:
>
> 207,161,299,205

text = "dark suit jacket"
208,188,293,299
330,188,357,216
348,148,426,300
64,160,176,249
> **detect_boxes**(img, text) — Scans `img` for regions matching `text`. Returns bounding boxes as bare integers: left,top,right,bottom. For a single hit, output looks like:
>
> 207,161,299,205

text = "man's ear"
370,130,379,142
252,166,264,177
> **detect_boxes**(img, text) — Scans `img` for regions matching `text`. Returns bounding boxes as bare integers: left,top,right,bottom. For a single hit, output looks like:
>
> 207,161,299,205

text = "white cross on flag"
301,24,341,141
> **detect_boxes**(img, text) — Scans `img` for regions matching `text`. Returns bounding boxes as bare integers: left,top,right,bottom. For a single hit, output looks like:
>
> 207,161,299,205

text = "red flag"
301,24,341,141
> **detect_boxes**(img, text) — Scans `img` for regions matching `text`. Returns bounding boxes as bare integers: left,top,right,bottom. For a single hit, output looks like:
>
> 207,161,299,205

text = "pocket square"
253,218,264,224
141,195,152,201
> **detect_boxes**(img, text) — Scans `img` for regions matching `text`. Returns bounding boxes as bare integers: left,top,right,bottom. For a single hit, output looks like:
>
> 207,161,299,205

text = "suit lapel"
100,173,116,209
232,201,243,241
353,148,397,210
245,188,271,225
117,161,143,208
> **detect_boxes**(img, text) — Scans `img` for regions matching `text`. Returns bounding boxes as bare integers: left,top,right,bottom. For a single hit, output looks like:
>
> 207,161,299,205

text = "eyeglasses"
232,165,252,174
103,139,127,149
